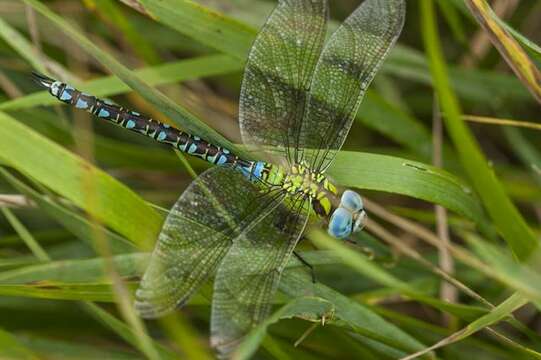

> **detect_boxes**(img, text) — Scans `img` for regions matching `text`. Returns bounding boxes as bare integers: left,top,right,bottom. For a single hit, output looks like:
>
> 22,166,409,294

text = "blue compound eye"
328,207,353,239
340,190,363,212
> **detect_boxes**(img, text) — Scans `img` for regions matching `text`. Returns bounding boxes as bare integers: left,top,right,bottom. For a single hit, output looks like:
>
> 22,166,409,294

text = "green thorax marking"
259,163,338,217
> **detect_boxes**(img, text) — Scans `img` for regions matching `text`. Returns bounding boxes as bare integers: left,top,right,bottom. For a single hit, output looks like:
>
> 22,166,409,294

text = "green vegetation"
0,0,540,359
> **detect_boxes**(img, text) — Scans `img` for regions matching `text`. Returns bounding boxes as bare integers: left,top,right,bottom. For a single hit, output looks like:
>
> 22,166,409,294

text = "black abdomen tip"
31,72,55,89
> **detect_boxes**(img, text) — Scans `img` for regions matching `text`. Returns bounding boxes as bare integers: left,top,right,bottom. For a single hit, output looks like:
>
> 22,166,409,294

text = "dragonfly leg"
293,251,316,283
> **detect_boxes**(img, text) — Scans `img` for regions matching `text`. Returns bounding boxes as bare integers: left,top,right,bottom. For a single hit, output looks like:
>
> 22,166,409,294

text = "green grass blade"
436,0,467,44
464,0,541,103
0,207,50,262
357,92,434,159
402,293,535,360
84,0,161,65
0,168,136,253
0,327,39,360
420,0,537,260
308,230,493,323
233,297,335,360
0,283,119,301
463,232,541,301
329,151,486,226
0,253,148,284
280,271,429,358
0,54,241,111
0,111,162,249
19,335,143,359
132,0,255,59
504,128,541,185
82,302,177,359
0,16,46,73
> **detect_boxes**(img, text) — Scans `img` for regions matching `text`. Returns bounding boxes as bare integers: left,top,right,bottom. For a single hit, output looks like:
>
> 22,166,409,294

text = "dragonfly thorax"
281,163,338,218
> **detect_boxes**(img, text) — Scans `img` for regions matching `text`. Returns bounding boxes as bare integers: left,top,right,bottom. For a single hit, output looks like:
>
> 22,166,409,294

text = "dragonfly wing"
211,195,309,357
135,167,284,318
302,0,405,171
239,0,328,164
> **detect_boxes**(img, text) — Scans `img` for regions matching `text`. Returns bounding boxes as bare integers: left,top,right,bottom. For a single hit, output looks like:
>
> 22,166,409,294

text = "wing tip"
210,334,243,360
133,299,176,319
134,287,192,319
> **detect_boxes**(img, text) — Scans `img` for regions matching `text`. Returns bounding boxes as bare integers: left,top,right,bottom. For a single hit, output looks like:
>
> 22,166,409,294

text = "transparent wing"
210,195,309,357
239,0,328,164
301,0,405,171
135,167,284,318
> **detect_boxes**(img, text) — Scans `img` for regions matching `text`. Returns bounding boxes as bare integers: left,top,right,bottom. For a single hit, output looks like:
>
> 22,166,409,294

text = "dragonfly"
33,0,404,355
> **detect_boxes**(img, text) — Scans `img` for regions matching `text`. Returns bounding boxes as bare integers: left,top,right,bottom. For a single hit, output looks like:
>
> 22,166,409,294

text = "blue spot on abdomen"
126,120,136,129
216,155,228,165
60,91,72,101
75,98,88,109
157,131,167,141
98,109,110,118
188,143,198,154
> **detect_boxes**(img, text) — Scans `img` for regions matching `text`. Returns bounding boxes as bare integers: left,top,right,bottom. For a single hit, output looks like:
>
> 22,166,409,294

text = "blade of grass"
400,293,534,360
0,283,122,301
0,327,39,360
83,0,161,65
495,16,541,61
233,297,335,360
366,200,541,307
0,249,168,358
82,302,177,359
124,0,255,60
504,128,541,185
420,0,537,260
0,54,242,111
0,253,148,284
436,0,467,45
0,251,339,287
19,335,144,360
0,167,135,253
329,151,486,227
0,16,47,73
0,111,162,249
0,249,426,357
463,0,541,104
309,228,526,329
309,222,541,353
447,0,541,60
0,207,50,262
461,115,541,131
462,231,541,301
373,305,532,359
279,270,429,358
159,313,214,360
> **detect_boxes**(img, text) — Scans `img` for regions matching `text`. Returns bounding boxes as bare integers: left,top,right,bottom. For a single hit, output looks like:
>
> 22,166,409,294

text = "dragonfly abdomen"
32,73,255,170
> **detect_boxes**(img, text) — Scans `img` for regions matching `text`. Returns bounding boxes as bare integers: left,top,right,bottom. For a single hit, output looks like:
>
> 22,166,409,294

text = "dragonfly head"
327,190,367,239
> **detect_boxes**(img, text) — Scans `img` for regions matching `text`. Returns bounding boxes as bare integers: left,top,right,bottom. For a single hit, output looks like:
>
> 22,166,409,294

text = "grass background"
0,0,540,358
